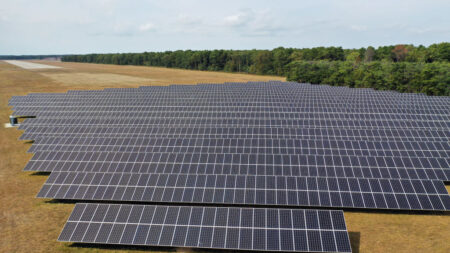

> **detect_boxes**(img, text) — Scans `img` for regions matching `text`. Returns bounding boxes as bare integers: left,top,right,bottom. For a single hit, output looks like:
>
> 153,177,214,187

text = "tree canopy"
62,43,450,96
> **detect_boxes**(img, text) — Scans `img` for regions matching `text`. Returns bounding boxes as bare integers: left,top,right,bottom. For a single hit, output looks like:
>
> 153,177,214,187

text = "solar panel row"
59,203,352,252
24,150,449,182
27,137,449,159
20,126,450,142
17,119,448,131
38,172,450,211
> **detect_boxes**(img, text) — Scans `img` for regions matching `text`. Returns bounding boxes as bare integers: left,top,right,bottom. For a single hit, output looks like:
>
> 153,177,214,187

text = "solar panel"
17,113,448,129
27,137,449,158
15,108,449,131
59,203,352,253
38,172,450,211
24,150,449,182
19,126,450,143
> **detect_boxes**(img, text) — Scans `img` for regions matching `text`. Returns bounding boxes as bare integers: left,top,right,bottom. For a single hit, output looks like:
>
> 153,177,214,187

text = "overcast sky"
1,0,449,55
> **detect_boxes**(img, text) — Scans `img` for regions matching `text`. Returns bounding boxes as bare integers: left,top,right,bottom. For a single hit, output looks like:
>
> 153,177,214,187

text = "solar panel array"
59,204,352,252
9,81,450,252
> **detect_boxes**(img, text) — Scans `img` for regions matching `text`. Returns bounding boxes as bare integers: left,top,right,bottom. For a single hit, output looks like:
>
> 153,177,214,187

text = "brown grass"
0,60,448,253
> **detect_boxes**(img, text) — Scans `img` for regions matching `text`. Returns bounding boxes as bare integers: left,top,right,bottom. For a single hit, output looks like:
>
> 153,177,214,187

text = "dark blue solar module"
38,172,450,211
59,203,352,253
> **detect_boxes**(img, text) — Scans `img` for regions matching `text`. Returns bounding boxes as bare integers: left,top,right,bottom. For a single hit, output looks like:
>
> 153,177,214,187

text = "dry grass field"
0,60,448,253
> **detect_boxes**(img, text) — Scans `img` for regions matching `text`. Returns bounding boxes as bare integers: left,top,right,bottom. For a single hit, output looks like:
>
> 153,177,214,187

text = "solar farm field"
1,60,449,253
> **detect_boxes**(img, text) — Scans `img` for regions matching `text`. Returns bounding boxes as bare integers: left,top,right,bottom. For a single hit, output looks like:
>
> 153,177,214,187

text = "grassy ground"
0,60,448,253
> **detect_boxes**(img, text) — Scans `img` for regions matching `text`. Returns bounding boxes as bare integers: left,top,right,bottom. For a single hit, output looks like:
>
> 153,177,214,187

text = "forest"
62,43,449,95
0,55,64,60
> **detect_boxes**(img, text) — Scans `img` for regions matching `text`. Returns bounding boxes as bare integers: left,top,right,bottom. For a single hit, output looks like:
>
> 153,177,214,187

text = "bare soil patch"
4,60,62,69
41,72,155,86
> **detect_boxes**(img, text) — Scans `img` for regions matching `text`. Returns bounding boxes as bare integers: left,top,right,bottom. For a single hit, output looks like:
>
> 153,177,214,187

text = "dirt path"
4,60,62,69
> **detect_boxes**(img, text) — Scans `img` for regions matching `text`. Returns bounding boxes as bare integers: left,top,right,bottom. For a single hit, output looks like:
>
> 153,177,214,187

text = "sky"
1,0,449,55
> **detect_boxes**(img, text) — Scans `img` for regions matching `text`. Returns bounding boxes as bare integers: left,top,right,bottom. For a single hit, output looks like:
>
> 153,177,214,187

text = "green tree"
272,47,293,75
251,51,274,74
427,42,450,62
346,51,361,64
364,46,375,62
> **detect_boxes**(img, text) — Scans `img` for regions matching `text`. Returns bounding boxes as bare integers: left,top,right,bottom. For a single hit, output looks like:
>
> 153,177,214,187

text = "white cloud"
139,22,155,32
350,25,367,31
222,9,288,36
223,13,249,27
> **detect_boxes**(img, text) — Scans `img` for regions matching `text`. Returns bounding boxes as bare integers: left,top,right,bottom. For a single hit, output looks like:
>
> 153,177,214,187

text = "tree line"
62,43,449,95
0,55,65,60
